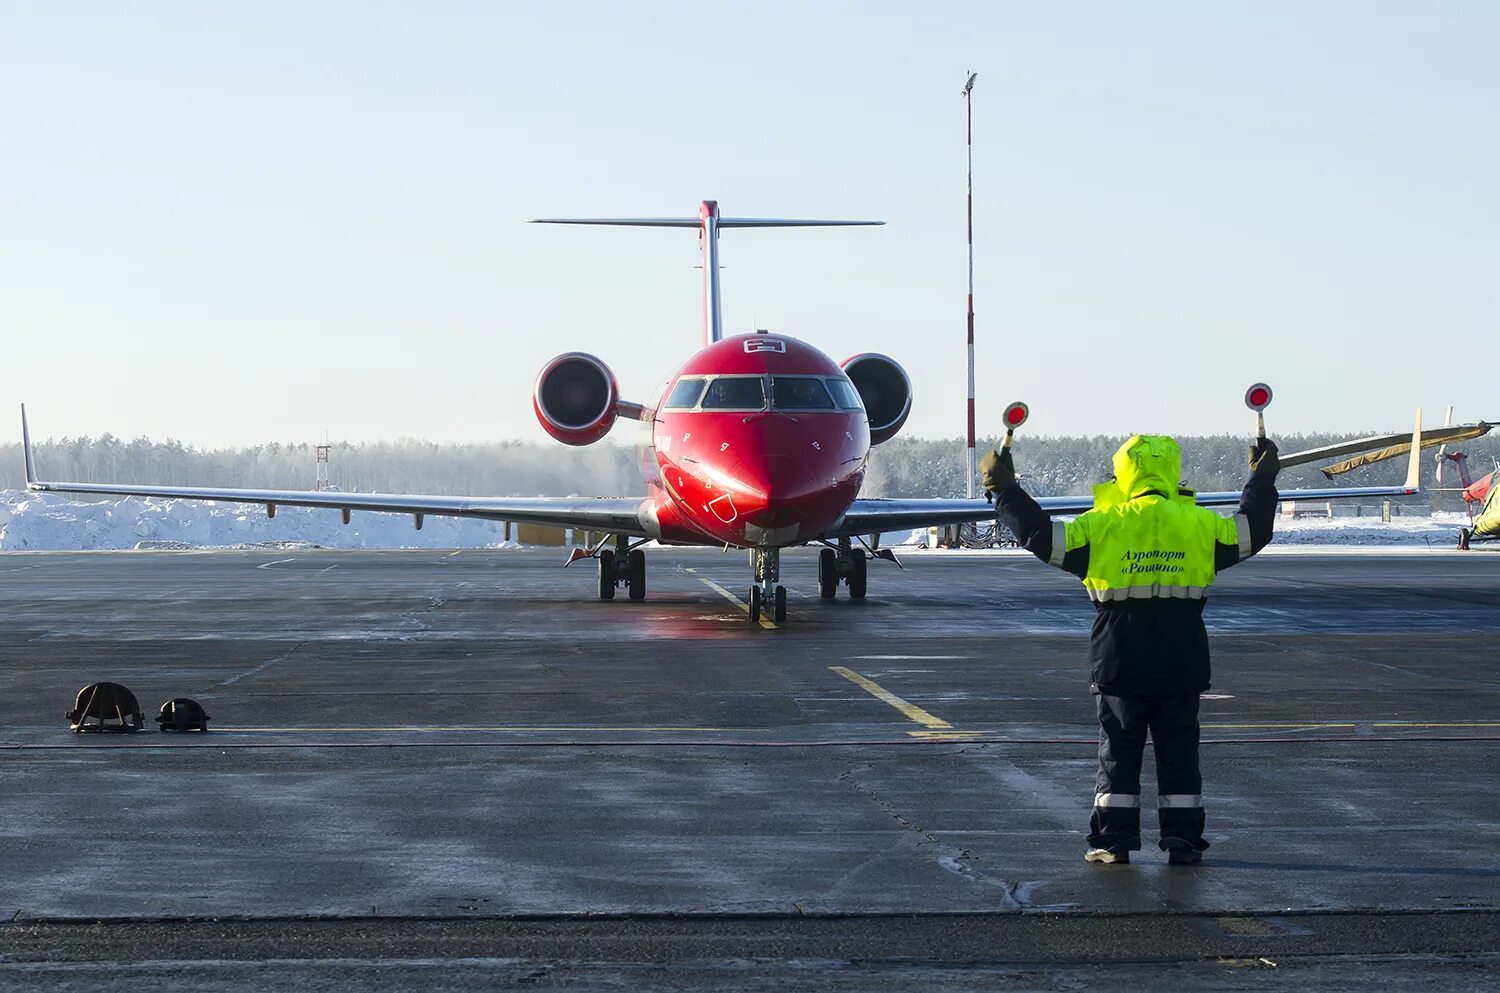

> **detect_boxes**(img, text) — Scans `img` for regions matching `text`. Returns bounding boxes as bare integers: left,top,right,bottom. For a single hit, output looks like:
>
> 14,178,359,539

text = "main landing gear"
817,538,870,600
748,547,787,624
593,535,647,601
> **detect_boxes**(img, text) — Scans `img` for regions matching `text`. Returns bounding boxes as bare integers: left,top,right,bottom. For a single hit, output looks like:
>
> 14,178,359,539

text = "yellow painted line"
447,551,462,557
215,725,759,734
906,730,986,740
829,666,952,729
1206,729,1362,735
1373,722,1500,729
699,577,778,630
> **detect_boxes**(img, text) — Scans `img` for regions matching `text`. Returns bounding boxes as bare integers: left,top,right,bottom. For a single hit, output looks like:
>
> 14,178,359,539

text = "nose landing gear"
749,547,787,623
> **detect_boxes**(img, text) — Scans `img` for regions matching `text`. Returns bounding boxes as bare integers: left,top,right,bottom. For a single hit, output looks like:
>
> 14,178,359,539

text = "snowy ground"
0,489,1471,552
0,490,515,551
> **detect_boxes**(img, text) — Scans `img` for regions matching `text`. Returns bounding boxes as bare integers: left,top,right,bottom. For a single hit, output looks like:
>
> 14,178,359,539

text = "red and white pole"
963,71,978,500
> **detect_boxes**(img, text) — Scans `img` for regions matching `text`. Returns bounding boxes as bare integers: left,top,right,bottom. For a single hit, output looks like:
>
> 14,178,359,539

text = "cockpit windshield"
700,376,766,410
662,377,706,409
825,378,864,411
771,377,835,411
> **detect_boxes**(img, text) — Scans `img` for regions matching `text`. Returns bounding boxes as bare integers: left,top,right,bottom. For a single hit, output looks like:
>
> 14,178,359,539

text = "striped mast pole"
963,72,979,500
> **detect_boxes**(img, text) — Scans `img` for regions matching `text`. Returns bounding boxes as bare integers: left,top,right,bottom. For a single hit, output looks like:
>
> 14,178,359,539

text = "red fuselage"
643,333,870,548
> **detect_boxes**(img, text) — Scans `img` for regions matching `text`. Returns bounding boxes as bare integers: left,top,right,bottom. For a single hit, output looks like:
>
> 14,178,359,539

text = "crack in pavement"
836,765,1022,907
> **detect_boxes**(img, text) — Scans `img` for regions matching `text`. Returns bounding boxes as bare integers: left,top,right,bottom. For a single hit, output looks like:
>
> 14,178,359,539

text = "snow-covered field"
0,489,1469,552
0,490,516,551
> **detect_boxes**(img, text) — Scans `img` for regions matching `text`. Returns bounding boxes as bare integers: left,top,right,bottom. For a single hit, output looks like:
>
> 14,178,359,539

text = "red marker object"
1244,383,1273,440
1001,401,1029,450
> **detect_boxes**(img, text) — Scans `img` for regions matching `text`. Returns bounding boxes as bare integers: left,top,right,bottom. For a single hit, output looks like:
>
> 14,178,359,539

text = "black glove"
980,448,1016,500
1249,437,1279,477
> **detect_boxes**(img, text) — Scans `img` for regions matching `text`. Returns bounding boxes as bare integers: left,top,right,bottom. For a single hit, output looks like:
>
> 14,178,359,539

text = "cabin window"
772,376,836,411
700,376,766,410
662,377,706,409
824,378,864,411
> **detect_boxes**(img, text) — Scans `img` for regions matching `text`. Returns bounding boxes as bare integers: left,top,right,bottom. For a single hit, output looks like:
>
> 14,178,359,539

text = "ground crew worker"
983,434,1279,865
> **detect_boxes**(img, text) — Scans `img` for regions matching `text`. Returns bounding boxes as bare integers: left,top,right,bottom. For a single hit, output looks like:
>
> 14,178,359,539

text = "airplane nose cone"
731,455,833,543
733,456,818,508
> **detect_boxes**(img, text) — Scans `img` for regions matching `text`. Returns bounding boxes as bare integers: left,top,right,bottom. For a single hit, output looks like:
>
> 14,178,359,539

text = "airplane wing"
825,413,1424,539
18,407,655,537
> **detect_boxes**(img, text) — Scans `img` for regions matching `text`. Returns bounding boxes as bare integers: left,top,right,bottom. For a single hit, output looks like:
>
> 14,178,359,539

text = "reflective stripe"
1093,793,1140,808
1046,521,1067,568
1158,794,1203,809
1234,513,1252,559
1087,584,1207,603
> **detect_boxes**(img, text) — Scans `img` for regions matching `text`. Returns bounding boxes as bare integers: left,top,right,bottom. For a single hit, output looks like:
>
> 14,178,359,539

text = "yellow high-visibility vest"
1052,435,1249,602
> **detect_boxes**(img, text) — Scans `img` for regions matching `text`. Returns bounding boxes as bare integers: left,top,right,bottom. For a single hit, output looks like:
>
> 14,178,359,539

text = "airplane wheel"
848,553,868,600
597,550,616,600
747,586,762,623
773,585,787,622
627,549,646,600
818,548,838,599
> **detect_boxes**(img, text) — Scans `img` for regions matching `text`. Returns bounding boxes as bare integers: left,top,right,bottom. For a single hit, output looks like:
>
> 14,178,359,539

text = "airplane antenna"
963,71,979,500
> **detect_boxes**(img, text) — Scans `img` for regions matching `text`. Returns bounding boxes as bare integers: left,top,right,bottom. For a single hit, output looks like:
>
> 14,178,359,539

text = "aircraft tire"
748,585,762,623
773,585,787,622
848,553,867,600
818,549,838,599
627,549,646,600
597,550,616,600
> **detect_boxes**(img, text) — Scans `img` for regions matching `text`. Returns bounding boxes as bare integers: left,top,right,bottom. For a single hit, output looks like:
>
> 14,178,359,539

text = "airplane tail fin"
20,403,37,487
1405,409,1423,492
530,201,882,345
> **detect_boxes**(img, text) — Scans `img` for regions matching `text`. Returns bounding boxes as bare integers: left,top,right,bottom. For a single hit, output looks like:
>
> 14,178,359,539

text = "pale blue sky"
2,1,1494,447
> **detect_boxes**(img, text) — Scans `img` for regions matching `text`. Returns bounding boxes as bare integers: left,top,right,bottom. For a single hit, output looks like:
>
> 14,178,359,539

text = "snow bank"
890,515,1467,551
1265,511,1464,547
0,490,516,551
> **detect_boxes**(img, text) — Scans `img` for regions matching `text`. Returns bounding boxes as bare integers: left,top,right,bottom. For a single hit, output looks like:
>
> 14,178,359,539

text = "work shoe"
1085,848,1129,864
1162,840,1203,865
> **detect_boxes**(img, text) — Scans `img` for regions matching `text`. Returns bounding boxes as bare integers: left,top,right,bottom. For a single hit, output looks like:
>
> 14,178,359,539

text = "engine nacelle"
842,353,912,445
533,352,620,446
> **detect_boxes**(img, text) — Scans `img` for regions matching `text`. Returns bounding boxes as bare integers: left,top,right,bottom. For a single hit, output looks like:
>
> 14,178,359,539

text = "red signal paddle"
1244,383,1273,441
1001,402,1029,451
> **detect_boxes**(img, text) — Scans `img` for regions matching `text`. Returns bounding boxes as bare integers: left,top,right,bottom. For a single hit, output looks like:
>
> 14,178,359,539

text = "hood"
1097,434,1182,507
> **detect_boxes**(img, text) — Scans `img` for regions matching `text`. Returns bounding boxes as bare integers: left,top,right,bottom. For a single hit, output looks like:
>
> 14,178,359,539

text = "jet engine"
842,353,912,445
533,352,620,446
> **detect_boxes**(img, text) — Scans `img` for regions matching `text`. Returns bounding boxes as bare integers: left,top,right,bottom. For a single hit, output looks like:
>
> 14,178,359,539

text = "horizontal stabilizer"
529,217,883,228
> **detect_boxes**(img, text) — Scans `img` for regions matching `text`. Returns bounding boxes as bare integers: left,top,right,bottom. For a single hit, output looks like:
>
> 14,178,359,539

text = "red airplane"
20,200,1423,623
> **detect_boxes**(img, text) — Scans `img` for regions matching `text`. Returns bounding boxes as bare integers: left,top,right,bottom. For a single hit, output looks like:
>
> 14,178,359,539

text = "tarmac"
1,545,1497,990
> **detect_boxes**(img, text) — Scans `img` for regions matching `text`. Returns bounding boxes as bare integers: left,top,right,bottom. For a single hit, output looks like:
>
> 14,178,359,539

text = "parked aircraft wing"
827,411,1423,538
1279,422,1489,472
19,406,655,536
826,486,1419,537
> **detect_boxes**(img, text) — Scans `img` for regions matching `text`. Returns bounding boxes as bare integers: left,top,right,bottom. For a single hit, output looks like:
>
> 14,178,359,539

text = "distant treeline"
3,431,1490,503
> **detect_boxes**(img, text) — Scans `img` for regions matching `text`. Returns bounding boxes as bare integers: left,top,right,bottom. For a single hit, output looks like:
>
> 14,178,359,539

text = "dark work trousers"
1087,692,1208,853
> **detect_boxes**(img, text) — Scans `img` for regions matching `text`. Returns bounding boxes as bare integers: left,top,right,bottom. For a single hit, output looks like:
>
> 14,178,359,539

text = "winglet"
20,403,38,488
1404,408,1422,492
